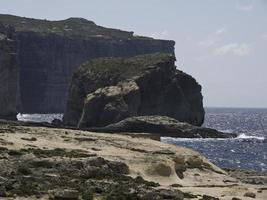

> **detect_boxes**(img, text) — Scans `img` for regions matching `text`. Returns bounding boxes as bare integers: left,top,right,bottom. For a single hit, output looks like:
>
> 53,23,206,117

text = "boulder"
51,118,63,126
244,192,256,198
232,198,242,200
64,53,205,127
200,195,219,200
158,189,184,200
91,115,237,138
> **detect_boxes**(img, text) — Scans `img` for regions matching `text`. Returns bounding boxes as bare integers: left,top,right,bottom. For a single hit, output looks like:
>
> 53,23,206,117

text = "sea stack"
63,53,205,127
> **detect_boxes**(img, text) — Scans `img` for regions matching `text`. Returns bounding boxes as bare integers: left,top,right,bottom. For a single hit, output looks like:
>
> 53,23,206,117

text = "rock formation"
0,23,18,120
78,80,140,128
64,53,205,127
0,121,263,200
90,116,237,138
0,14,175,114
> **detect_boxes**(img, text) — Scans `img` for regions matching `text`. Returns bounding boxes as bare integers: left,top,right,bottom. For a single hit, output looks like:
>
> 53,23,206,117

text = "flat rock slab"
90,115,237,138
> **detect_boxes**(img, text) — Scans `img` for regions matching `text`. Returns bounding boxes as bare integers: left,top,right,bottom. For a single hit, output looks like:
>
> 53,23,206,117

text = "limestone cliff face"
0,23,18,119
0,14,175,113
63,53,205,127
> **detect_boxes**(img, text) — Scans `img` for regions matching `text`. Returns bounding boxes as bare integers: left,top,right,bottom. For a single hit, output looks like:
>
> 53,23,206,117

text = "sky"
1,0,267,108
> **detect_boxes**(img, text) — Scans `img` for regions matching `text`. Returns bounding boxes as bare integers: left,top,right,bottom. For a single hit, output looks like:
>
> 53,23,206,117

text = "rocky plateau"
0,121,266,200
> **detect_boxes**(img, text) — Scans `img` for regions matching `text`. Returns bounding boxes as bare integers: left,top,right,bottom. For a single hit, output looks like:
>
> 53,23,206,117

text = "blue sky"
1,0,267,107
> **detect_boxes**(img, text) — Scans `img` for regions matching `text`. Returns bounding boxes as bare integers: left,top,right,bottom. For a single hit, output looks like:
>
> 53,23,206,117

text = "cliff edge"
0,14,175,114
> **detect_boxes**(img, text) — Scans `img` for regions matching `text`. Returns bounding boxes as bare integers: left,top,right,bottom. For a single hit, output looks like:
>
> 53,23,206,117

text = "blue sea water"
162,107,267,171
17,107,267,171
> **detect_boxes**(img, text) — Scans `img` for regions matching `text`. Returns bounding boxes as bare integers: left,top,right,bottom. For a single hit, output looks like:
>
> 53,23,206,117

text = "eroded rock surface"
64,53,205,127
0,122,265,200
79,80,140,128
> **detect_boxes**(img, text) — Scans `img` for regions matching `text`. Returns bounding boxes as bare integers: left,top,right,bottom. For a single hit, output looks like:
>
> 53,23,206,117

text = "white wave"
161,133,265,143
218,129,234,133
161,137,228,142
17,113,63,123
236,133,265,140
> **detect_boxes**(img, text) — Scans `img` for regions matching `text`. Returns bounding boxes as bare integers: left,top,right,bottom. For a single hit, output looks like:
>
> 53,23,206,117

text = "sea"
17,107,267,172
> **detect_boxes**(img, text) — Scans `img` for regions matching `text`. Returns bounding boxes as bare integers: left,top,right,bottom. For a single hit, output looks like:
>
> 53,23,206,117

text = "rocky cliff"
0,14,175,114
0,23,18,120
63,53,205,127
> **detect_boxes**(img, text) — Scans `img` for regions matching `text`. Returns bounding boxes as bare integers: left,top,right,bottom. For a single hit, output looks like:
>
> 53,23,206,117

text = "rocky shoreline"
1,116,237,139
89,116,237,138
0,121,266,200
0,14,265,200
224,168,267,185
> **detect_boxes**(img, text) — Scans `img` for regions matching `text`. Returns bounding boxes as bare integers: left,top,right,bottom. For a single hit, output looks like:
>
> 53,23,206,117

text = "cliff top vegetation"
76,53,176,81
0,14,155,40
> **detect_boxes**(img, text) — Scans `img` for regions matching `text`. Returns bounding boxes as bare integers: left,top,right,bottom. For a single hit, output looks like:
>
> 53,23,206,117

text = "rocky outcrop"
79,80,140,128
0,121,263,200
0,14,175,113
91,116,237,138
0,23,18,120
64,53,205,127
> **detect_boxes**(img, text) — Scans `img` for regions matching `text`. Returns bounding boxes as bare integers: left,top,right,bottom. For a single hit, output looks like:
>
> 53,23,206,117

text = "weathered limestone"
64,53,205,127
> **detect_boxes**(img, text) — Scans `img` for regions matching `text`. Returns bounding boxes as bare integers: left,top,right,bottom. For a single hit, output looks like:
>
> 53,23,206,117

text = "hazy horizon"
1,0,266,108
